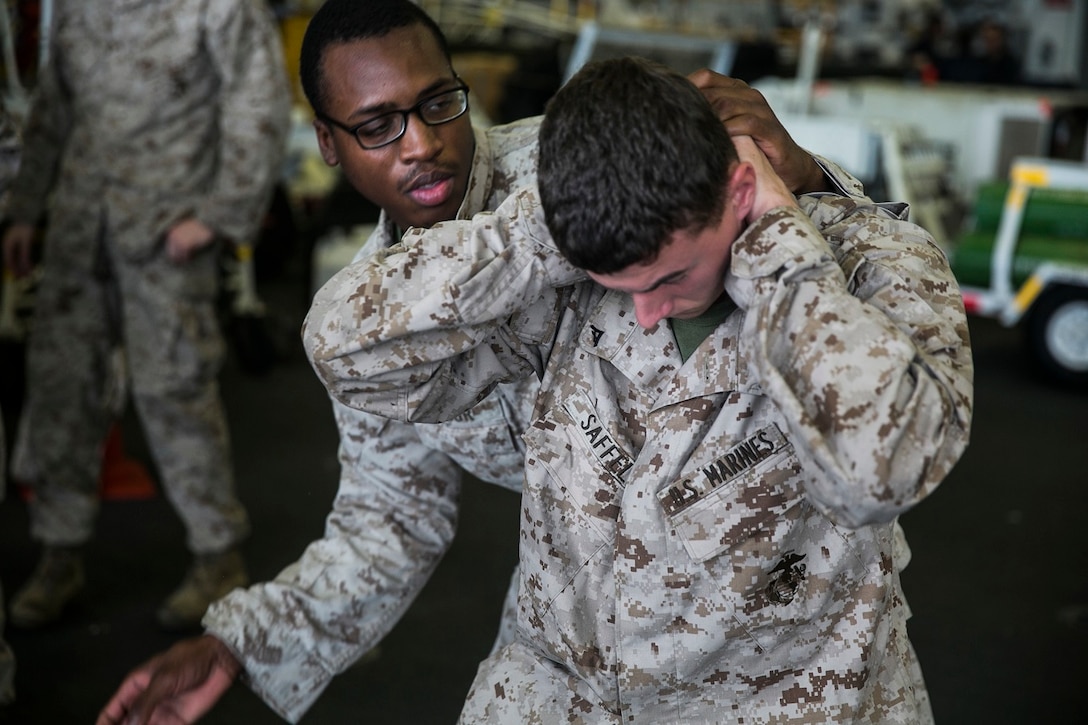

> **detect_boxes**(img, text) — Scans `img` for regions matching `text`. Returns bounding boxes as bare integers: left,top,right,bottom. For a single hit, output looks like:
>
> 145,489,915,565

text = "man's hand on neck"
733,135,800,222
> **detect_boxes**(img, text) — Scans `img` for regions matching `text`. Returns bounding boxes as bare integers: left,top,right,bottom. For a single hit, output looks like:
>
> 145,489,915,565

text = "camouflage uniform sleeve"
304,186,580,424
203,400,462,722
4,45,73,224
195,0,291,243
725,199,973,528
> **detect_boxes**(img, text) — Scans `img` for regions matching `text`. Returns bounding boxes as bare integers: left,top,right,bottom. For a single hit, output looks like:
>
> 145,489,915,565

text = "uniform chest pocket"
658,424,804,563
523,393,634,530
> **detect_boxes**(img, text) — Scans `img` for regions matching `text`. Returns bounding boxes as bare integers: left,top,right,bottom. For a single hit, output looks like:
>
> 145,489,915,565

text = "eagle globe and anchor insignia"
766,550,807,605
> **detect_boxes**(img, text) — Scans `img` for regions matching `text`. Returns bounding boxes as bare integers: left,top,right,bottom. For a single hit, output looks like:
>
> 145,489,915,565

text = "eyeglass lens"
356,88,468,149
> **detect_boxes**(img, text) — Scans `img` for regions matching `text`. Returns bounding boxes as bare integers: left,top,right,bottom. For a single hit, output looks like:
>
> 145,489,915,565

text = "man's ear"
727,161,756,224
313,119,340,167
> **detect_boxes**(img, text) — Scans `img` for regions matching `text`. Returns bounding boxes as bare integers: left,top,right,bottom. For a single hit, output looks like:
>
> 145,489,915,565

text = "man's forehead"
587,257,687,295
321,34,454,112
322,27,446,75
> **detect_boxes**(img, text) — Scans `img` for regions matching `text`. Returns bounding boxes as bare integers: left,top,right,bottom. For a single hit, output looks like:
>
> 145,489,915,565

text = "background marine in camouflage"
1,0,291,631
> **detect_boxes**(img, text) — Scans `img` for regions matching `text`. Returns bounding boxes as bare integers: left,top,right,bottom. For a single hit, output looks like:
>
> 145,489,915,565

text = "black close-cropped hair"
299,0,452,118
537,56,738,274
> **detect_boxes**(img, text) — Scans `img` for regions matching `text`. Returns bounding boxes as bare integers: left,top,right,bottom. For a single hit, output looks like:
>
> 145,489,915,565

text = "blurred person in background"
0,0,290,632
964,17,1021,85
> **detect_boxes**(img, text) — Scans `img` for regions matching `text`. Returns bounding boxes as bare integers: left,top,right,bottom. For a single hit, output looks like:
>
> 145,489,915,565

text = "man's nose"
632,293,670,329
399,113,442,161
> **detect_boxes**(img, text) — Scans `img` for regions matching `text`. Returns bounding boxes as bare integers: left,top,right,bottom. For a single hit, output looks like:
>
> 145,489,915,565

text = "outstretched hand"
690,69,828,194
97,635,241,725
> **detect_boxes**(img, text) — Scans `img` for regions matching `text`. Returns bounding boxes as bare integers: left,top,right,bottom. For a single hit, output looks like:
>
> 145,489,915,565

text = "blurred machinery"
954,157,1088,386
412,0,1086,87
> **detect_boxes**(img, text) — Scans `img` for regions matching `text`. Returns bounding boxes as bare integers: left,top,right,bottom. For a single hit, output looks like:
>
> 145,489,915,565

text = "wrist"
205,635,243,679
798,158,831,194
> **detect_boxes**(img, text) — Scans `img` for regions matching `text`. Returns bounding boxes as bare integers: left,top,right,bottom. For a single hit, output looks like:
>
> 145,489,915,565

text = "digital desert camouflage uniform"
202,119,540,722
4,0,289,553
305,180,974,722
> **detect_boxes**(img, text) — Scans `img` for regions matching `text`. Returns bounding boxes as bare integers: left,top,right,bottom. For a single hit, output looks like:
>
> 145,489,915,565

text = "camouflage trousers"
15,236,249,554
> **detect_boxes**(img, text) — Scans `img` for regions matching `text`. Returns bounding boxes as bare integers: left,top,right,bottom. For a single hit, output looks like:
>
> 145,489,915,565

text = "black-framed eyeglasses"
318,82,470,150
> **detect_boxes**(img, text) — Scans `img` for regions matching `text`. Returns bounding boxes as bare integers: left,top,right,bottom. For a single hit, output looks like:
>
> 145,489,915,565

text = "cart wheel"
1026,285,1088,387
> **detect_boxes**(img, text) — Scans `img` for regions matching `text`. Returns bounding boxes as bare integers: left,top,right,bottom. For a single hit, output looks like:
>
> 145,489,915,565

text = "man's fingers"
98,638,237,725
688,67,747,91
97,657,191,725
97,670,152,725
731,134,763,162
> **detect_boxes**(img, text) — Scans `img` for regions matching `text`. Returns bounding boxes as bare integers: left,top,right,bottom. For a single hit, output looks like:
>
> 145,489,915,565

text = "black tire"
1026,284,1088,387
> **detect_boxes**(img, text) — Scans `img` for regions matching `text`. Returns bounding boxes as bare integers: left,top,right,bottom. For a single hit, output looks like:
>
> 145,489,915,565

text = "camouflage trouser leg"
118,247,249,555
22,259,116,546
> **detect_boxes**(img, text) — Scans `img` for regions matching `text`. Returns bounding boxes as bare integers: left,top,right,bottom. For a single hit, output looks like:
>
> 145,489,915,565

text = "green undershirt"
669,293,736,362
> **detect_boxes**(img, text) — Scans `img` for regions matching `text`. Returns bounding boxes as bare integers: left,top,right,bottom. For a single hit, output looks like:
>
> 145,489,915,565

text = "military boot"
156,548,248,631
9,547,86,629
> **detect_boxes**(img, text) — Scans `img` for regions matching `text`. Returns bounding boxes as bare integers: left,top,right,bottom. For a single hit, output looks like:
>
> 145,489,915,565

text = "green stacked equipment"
951,181,1088,289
